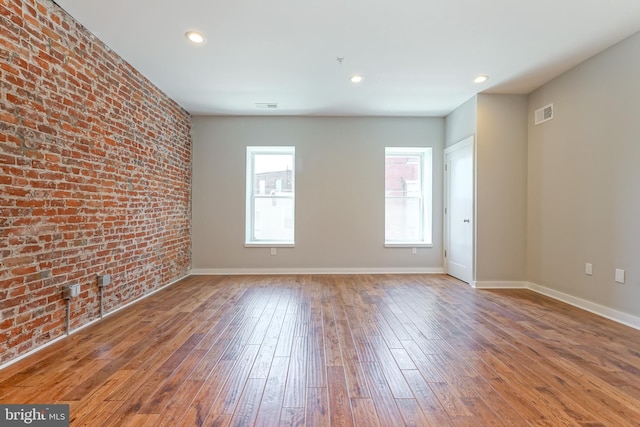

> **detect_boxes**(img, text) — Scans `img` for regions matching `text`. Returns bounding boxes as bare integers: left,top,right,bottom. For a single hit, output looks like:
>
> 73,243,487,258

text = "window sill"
245,243,295,248
384,243,433,248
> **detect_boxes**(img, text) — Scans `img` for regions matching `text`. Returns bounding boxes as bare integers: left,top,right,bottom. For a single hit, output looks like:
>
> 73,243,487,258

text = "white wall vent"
256,102,278,109
534,103,553,125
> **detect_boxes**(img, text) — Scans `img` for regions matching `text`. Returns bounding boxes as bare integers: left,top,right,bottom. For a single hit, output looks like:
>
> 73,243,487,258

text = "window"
385,147,432,246
246,146,295,245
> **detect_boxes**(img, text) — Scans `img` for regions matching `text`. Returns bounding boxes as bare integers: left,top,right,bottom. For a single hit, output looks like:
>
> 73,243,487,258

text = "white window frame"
245,146,295,247
384,147,433,247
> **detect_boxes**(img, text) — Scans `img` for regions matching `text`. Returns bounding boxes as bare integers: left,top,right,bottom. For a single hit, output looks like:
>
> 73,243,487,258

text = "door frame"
444,135,476,287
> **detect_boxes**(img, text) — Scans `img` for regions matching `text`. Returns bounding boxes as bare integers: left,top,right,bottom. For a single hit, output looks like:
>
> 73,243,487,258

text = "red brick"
3,186,29,197
15,199,46,208
4,255,35,267
0,0,191,366
0,153,17,164
0,319,15,330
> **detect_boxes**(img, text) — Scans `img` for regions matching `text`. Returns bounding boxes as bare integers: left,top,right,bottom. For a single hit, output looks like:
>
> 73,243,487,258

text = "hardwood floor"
1,274,640,426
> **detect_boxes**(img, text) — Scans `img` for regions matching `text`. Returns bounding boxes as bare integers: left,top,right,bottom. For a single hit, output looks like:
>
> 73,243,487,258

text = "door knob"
463,219,470,223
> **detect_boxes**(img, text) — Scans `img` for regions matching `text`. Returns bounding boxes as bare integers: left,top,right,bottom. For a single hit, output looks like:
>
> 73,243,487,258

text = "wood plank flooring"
1,274,640,426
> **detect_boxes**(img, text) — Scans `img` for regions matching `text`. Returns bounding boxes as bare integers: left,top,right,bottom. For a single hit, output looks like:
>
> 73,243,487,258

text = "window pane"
385,155,422,196
253,197,294,241
246,147,295,244
385,147,432,245
254,154,293,193
385,197,422,241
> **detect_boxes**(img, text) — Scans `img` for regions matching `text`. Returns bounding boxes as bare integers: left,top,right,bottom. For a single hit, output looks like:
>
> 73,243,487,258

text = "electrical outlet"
270,248,277,256
585,263,592,275
615,269,625,284
97,274,111,287
411,247,417,255
63,283,80,299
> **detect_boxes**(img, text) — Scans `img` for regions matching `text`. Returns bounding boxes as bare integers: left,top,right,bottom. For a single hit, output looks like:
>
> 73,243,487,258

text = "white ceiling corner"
52,0,640,117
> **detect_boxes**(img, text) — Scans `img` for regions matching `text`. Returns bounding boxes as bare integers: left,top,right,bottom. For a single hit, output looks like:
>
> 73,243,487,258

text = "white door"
444,137,474,284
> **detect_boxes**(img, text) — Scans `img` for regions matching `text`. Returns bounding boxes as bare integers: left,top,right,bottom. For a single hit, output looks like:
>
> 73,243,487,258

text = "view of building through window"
246,147,295,244
385,147,432,245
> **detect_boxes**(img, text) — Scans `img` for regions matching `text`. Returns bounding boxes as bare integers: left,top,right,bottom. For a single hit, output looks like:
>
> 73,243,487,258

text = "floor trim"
527,281,640,331
470,279,640,330
473,281,529,289
191,267,445,275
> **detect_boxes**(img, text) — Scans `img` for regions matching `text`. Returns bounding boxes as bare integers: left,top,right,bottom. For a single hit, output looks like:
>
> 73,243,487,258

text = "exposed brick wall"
0,0,192,364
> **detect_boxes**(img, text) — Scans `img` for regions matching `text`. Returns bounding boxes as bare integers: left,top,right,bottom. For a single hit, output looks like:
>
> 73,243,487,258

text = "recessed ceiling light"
350,75,364,83
185,31,205,45
474,75,489,83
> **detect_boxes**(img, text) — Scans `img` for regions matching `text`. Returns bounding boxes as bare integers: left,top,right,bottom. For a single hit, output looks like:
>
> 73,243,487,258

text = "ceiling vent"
256,102,278,109
534,103,553,125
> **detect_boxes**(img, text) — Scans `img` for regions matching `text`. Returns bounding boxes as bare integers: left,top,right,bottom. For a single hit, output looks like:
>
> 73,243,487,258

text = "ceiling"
53,0,640,117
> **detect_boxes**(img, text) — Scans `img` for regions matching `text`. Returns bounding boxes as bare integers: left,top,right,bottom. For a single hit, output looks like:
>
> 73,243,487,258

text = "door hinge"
444,250,447,258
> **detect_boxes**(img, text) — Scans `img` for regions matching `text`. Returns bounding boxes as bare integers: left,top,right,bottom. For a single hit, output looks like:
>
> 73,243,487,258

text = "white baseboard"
467,280,640,331
0,274,189,371
527,282,640,331
191,267,445,275
473,281,529,289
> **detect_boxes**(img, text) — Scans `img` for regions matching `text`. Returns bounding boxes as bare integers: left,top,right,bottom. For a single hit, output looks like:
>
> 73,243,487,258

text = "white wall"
191,116,445,273
476,94,528,282
445,96,477,148
527,32,640,317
